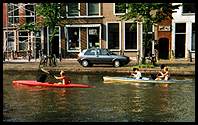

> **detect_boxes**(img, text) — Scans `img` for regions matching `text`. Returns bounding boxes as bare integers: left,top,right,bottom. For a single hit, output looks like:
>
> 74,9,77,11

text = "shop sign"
89,29,97,35
159,25,171,31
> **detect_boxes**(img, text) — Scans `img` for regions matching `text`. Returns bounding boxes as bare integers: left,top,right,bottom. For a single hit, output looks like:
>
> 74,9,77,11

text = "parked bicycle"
39,53,57,67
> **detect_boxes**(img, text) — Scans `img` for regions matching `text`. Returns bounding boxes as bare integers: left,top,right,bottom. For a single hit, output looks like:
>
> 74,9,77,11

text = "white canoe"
103,76,187,84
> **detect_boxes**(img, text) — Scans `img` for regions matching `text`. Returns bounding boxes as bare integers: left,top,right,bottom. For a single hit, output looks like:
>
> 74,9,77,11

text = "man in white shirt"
131,68,142,79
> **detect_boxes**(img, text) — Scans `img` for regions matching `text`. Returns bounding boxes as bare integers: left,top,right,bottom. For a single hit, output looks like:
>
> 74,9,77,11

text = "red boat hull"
13,80,95,88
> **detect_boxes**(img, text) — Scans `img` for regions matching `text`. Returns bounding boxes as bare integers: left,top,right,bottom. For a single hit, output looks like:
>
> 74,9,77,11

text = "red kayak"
13,80,95,88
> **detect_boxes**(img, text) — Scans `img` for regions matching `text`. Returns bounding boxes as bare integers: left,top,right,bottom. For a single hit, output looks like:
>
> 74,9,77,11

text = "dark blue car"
77,48,130,67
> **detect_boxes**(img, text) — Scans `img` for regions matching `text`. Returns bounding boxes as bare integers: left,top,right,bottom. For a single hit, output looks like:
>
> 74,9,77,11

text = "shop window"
68,27,80,51
125,23,137,50
88,27,99,48
107,23,119,49
88,3,99,16
68,3,79,16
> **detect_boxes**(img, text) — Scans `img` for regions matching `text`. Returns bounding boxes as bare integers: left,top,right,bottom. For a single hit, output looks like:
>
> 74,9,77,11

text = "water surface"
3,71,195,122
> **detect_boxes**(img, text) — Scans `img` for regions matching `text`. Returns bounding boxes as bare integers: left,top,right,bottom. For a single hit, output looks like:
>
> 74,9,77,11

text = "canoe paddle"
40,68,55,77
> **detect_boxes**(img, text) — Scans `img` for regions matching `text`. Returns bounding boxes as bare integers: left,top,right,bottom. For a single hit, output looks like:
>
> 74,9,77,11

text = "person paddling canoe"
54,70,71,84
40,68,71,84
155,67,170,81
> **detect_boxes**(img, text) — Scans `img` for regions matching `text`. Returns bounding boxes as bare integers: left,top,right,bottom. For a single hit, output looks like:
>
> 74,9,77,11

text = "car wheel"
114,60,120,67
81,60,89,67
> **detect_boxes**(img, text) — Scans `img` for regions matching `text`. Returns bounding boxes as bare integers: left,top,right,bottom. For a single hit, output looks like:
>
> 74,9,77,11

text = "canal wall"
3,59,195,76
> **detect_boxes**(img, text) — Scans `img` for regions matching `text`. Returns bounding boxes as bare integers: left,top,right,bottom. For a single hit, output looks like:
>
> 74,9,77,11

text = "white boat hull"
103,76,181,84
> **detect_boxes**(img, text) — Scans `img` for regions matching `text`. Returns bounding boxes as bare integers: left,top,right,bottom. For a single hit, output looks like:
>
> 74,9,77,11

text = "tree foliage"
120,3,180,24
20,3,67,56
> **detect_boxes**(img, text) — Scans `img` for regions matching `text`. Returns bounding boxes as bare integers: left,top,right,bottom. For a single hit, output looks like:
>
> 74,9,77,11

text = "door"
51,36,59,58
97,49,113,64
158,38,169,59
175,34,185,58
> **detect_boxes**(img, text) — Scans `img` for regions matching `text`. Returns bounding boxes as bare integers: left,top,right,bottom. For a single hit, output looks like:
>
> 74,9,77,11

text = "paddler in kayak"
54,70,71,84
155,67,170,81
130,68,142,79
151,64,165,80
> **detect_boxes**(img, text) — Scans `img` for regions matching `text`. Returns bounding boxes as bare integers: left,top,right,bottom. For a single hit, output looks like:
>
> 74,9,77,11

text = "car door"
84,49,97,64
97,49,114,64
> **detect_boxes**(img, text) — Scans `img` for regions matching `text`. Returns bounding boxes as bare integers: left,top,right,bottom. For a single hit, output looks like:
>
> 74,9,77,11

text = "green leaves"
120,3,180,24
36,3,62,28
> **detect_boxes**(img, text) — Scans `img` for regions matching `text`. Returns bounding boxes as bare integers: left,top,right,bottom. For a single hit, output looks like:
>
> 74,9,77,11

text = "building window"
175,23,186,58
68,3,79,16
8,3,19,16
88,27,99,48
8,3,19,26
6,32,15,51
191,23,195,51
107,23,119,49
35,30,41,58
114,3,126,15
25,4,34,16
25,4,35,23
183,3,196,13
143,23,153,56
19,31,29,51
88,3,99,16
68,27,80,51
125,23,137,50
8,17,19,26
26,17,34,24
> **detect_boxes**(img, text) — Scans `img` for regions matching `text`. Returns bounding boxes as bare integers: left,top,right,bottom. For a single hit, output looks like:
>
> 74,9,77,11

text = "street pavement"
3,58,195,76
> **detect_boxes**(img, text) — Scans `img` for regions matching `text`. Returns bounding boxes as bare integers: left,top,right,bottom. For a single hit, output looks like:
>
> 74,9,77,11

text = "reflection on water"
3,71,195,122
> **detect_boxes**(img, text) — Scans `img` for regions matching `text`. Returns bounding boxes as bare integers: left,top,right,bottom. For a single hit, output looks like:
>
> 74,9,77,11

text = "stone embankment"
3,59,195,76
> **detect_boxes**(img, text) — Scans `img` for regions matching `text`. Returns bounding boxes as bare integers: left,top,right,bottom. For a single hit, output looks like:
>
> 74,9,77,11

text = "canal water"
3,71,195,122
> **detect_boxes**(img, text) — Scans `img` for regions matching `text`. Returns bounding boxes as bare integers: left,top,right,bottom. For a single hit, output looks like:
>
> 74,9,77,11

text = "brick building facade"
3,3,195,62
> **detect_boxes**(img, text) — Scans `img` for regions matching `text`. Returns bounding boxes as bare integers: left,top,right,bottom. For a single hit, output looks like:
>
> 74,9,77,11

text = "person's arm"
130,72,135,76
163,71,169,77
54,76,64,80
157,71,164,78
